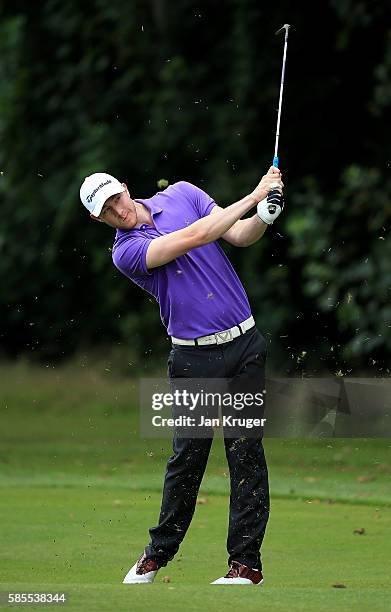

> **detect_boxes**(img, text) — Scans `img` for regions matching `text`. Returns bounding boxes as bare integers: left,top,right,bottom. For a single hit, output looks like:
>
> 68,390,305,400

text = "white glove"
257,188,284,224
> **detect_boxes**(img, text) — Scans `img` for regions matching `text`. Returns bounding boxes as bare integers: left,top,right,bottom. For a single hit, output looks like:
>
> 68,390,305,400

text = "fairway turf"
1,489,390,611
1,361,390,610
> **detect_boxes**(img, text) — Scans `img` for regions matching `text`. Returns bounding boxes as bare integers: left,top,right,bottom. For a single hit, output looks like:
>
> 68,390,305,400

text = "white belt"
171,315,255,347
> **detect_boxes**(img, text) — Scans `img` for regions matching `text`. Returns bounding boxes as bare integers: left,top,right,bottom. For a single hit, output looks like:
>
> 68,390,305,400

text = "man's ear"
90,213,103,223
122,182,130,197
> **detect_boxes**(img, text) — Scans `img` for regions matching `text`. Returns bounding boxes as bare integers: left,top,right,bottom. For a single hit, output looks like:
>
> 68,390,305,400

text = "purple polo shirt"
112,181,252,338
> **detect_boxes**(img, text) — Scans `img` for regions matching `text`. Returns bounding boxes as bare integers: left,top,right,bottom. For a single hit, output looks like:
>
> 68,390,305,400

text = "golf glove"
257,189,284,224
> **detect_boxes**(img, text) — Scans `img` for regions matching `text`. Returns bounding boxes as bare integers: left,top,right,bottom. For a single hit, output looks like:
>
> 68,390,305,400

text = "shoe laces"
225,561,242,578
137,554,159,574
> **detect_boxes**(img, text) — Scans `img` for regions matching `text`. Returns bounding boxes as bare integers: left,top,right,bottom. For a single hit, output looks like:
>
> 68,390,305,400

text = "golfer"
80,167,284,585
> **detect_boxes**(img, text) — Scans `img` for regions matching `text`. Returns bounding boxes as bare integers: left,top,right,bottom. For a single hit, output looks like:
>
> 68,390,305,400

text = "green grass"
1,489,390,611
0,361,390,610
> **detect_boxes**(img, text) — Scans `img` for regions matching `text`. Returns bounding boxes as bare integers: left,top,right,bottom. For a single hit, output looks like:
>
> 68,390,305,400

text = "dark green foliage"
0,0,389,373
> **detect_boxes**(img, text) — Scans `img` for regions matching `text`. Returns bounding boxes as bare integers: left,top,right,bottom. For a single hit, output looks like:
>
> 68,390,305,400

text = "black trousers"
145,326,270,570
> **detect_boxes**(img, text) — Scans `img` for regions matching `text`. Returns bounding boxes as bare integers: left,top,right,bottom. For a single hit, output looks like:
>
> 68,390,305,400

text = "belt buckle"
215,329,232,344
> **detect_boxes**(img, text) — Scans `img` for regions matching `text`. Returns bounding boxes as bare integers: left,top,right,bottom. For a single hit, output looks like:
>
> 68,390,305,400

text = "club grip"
273,156,279,168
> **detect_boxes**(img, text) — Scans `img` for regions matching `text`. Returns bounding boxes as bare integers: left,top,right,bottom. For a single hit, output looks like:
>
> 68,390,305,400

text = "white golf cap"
80,172,125,217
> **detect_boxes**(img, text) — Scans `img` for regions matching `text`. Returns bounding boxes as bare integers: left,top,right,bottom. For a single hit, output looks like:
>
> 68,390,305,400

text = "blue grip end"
273,156,279,168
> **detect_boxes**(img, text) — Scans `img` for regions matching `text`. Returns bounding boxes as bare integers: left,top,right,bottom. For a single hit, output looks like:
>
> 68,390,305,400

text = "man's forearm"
230,214,268,246
194,193,257,245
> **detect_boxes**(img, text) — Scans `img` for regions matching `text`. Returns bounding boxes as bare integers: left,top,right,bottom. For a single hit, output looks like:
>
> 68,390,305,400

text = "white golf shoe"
211,561,264,585
123,552,160,584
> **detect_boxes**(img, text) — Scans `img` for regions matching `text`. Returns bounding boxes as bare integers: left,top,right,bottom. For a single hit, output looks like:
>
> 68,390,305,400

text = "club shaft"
274,30,289,163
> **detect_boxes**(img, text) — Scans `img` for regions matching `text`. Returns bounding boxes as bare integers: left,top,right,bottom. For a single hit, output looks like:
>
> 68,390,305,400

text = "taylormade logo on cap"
80,172,125,217
86,179,112,204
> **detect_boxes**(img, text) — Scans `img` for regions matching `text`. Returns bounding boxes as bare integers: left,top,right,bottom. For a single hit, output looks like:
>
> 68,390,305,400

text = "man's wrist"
255,213,267,226
247,192,259,206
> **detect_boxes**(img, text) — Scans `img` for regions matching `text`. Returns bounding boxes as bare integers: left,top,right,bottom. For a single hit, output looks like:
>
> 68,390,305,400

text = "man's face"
91,186,138,230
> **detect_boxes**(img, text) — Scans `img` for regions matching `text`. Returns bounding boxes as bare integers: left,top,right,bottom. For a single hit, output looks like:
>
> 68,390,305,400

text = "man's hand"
251,166,284,203
257,189,284,224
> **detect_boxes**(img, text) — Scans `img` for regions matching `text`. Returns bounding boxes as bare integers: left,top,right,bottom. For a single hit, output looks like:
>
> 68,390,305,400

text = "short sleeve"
179,181,216,218
112,235,153,279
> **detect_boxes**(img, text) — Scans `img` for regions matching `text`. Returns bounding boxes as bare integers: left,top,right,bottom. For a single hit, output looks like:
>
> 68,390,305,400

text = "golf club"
273,24,291,169
261,24,291,220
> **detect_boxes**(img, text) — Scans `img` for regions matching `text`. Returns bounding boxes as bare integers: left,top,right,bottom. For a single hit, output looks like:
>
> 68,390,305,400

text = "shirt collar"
134,197,163,216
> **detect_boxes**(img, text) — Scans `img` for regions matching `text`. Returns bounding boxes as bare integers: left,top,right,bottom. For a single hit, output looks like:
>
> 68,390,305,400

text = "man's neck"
134,200,154,227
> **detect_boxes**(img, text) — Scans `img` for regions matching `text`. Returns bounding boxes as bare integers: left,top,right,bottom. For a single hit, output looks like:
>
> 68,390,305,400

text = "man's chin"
116,215,136,230
121,219,136,230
